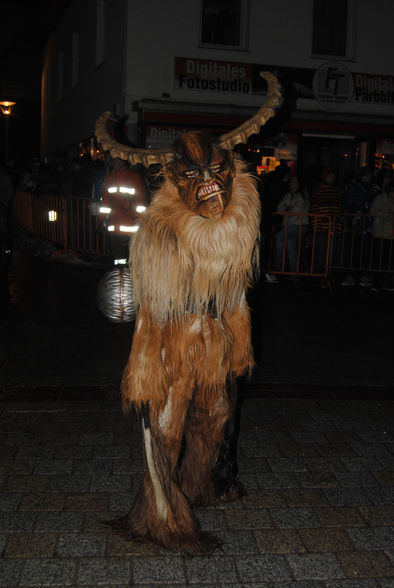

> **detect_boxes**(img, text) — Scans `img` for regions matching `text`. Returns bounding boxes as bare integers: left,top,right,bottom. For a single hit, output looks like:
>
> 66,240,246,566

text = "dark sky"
0,0,71,59
0,1,72,160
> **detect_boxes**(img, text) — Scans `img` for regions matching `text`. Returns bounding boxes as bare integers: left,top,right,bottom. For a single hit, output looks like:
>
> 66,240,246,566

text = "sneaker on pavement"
340,275,356,287
265,272,279,284
359,275,373,287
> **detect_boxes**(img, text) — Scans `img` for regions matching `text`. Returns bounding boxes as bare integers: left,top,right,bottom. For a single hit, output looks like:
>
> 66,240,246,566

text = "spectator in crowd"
18,158,41,194
341,167,380,287
100,155,148,261
274,175,309,281
91,158,107,213
376,167,394,193
58,155,92,197
311,167,341,278
262,161,291,233
344,166,380,216
70,154,94,197
369,180,394,291
260,161,291,283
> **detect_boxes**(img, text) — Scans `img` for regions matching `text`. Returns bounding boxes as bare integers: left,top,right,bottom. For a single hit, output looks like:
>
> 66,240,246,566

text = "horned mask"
165,132,234,219
95,72,282,190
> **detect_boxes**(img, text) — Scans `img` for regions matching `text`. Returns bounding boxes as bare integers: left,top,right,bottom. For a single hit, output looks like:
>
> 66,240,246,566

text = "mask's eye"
208,162,223,173
183,168,200,179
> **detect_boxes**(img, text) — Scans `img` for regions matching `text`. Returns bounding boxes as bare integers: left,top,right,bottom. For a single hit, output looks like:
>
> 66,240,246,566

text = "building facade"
41,0,394,185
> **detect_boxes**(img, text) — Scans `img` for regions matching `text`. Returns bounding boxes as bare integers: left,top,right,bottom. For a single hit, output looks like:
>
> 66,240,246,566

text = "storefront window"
248,133,298,177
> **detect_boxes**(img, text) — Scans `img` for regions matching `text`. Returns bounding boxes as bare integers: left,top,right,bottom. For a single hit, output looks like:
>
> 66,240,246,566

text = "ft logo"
313,62,354,109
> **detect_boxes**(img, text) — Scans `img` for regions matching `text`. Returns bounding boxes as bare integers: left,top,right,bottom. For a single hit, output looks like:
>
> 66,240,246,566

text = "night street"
1,251,393,396
1,0,394,584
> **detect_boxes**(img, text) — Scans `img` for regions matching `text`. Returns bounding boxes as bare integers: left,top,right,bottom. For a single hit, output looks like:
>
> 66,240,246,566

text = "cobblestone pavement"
2,397,394,585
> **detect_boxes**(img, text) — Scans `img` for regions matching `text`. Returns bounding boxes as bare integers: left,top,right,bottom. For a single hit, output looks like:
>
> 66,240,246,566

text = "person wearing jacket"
370,181,394,290
99,155,148,262
341,167,380,287
274,175,309,279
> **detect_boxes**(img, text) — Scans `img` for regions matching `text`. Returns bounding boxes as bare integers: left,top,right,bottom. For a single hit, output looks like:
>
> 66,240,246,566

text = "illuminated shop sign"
312,62,354,108
353,73,394,105
146,126,189,147
174,57,393,110
145,124,228,147
175,57,253,94
174,57,315,98
312,62,394,108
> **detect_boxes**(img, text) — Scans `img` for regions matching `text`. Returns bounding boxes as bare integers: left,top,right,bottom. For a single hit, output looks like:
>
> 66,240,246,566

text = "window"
57,50,64,101
96,0,106,67
200,0,248,50
312,0,355,59
71,32,79,87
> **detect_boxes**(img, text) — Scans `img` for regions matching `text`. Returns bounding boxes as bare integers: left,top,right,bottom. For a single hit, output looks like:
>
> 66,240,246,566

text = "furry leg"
179,380,244,507
112,382,219,554
212,379,246,501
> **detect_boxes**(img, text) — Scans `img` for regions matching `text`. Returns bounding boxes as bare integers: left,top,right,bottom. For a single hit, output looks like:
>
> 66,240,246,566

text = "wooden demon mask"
166,131,234,219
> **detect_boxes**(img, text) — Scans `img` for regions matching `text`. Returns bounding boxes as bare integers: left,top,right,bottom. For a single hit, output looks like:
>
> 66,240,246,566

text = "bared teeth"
198,182,221,199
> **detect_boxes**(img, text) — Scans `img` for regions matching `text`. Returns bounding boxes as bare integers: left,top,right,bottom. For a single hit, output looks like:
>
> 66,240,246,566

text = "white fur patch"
142,422,168,521
189,317,202,334
158,386,173,432
161,348,170,374
136,317,143,332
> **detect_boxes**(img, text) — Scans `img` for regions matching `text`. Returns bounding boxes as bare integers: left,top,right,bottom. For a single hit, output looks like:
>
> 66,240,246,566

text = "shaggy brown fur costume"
96,72,282,553
115,142,260,553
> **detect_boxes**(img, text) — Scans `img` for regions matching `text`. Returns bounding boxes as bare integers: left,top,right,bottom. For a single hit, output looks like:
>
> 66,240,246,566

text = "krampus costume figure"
96,72,281,553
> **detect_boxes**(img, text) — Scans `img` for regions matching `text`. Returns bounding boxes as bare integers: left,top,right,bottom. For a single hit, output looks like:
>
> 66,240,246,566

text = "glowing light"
0,101,16,115
136,205,146,213
119,225,139,233
107,225,115,232
114,258,127,265
107,187,117,193
48,210,57,221
119,186,136,195
99,206,111,214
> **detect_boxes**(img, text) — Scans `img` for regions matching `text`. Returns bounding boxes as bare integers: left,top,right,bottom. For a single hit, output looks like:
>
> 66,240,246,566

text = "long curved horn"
218,71,282,151
95,112,174,167
95,71,281,167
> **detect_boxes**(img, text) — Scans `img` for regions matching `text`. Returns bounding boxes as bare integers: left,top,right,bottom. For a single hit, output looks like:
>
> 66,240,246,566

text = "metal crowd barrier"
268,211,394,282
13,190,108,256
331,213,394,275
13,193,394,283
268,212,333,280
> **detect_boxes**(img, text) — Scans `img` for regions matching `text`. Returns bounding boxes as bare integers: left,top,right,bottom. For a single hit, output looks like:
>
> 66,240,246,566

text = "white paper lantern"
97,267,136,323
